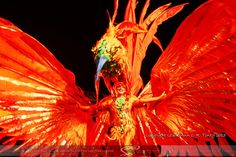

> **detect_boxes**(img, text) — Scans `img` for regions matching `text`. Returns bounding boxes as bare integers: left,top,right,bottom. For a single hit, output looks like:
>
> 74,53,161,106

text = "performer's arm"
139,92,166,103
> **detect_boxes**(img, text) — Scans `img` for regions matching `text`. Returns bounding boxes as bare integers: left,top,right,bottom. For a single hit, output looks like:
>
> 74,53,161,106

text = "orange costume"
0,0,236,156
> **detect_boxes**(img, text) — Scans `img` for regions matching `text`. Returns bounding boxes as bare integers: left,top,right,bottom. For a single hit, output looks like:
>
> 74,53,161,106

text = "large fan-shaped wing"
145,0,236,156
0,18,94,156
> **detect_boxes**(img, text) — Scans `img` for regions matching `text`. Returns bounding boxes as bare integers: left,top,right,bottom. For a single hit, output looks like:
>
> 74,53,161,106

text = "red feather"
117,0,186,95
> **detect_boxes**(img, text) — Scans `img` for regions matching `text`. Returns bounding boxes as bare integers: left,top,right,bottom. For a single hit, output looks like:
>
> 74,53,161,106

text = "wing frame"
141,0,236,156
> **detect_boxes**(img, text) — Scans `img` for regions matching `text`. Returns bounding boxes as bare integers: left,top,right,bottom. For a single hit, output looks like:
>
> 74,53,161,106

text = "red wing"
148,0,236,156
0,18,94,156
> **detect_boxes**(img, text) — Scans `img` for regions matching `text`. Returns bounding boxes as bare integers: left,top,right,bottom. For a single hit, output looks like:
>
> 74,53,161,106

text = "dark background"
0,0,206,94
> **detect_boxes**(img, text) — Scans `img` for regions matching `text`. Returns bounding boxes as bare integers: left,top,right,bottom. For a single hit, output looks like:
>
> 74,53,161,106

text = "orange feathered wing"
0,18,94,156
137,0,236,156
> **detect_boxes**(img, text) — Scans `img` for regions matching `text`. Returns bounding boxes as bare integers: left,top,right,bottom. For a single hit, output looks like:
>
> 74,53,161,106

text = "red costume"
0,0,235,156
